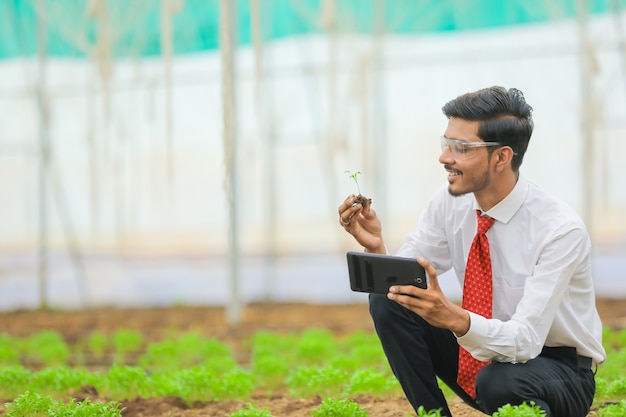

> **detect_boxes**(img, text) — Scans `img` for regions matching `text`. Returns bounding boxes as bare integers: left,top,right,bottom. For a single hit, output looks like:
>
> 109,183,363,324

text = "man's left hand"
387,257,471,337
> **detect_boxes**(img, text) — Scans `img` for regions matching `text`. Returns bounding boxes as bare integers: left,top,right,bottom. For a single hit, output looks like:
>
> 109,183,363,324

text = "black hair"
442,86,534,171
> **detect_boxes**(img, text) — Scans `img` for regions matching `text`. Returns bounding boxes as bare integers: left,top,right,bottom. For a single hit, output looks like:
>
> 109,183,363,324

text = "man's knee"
368,293,393,322
475,362,526,414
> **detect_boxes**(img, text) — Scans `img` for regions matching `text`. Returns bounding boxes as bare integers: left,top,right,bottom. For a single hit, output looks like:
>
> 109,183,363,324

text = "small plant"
345,369,401,397
24,331,70,367
87,331,108,359
112,329,143,364
4,391,56,417
287,366,348,398
4,391,123,417
310,398,368,417
415,406,443,416
492,401,546,416
345,170,371,207
598,400,626,416
230,402,272,417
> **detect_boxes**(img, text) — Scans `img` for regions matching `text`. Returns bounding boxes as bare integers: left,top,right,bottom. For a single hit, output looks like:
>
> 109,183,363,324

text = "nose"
439,144,454,165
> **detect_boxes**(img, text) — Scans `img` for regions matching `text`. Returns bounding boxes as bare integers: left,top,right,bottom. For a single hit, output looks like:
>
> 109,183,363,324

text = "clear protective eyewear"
440,136,506,160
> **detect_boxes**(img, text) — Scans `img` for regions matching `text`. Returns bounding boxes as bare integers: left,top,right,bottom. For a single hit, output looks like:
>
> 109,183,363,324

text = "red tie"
457,210,495,399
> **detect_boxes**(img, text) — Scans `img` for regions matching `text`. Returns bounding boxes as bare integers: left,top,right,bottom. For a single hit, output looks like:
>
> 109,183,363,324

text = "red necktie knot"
476,210,495,234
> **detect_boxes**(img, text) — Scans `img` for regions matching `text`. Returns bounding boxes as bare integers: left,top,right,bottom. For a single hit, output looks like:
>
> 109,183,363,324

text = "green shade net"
0,0,624,60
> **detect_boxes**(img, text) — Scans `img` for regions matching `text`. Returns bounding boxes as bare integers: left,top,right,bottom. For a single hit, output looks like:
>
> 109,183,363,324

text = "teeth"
447,169,460,177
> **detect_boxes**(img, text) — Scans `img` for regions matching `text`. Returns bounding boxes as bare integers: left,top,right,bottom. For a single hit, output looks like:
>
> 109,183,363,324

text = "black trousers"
369,293,596,417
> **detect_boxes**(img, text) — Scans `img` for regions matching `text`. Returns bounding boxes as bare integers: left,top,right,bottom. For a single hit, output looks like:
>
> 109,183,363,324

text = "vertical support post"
36,0,49,310
372,0,387,226
250,0,277,302
576,0,594,232
220,0,241,325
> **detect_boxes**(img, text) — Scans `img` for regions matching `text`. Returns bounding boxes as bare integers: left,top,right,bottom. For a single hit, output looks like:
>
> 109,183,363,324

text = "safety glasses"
440,136,506,160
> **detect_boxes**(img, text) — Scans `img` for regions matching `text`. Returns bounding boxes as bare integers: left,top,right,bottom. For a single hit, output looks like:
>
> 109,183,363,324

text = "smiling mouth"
444,164,462,177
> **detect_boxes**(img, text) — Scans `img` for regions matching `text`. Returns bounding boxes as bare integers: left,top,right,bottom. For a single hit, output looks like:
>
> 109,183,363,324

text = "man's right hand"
337,194,385,254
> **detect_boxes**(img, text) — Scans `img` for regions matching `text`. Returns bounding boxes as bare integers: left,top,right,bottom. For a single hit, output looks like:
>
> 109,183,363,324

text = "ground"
1,299,625,417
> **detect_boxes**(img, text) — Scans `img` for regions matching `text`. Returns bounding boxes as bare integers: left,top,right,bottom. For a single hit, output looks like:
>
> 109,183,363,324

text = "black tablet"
346,251,428,294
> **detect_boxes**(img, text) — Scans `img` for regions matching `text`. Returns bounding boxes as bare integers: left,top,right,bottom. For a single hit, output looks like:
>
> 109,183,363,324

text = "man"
337,86,605,417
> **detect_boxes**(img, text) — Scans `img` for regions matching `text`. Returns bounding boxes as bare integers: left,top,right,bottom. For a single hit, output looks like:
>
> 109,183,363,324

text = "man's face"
439,118,493,197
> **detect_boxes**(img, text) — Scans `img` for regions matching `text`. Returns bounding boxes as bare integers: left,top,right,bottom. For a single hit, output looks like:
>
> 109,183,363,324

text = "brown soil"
354,194,371,207
1,299,624,417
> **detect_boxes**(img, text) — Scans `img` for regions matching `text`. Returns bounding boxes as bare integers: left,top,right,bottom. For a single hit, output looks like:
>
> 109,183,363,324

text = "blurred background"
1,0,625,320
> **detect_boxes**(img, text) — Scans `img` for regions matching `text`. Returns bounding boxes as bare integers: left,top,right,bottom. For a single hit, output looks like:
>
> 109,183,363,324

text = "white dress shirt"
395,175,606,365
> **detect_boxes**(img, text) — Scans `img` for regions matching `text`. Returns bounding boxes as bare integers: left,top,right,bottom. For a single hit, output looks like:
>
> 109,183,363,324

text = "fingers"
417,257,439,290
388,257,437,301
338,194,364,228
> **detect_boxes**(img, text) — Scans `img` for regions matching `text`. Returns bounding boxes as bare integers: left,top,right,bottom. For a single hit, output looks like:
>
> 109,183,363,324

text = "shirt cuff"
457,311,490,357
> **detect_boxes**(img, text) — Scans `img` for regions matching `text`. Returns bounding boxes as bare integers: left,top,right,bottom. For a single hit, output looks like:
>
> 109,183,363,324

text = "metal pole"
250,0,277,302
576,0,594,232
36,0,49,310
220,0,241,325
372,0,387,226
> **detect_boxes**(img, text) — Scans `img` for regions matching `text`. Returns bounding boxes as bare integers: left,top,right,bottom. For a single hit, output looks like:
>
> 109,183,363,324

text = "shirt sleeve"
457,225,591,363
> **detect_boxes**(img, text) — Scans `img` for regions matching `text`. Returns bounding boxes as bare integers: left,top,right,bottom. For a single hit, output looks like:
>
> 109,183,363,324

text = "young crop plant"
230,402,272,417
344,170,371,207
415,406,444,416
97,365,153,400
294,329,340,366
211,369,255,401
112,329,143,364
251,354,289,391
492,401,546,417
25,331,70,367
4,391,123,417
175,332,206,367
0,334,19,366
597,400,626,416
29,367,96,398
86,331,108,359
345,368,402,397
310,398,369,417
139,340,182,371
286,367,349,398
4,391,57,417
0,366,31,399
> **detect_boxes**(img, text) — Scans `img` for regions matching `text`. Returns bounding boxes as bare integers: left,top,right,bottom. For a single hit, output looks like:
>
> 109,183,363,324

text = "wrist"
452,310,471,337
364,242,386,254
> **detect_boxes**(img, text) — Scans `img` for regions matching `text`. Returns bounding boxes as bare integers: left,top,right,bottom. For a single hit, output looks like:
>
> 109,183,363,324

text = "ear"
493,147,514,172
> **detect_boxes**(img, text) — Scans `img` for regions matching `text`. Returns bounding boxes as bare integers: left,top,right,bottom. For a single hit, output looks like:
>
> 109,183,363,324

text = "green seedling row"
0,327,625,416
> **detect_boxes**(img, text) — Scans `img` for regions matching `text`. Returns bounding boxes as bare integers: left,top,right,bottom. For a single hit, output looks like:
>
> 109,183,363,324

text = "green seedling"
4,391,56,417
98,365,152,400
25,331,70,367
87,331,108,358
112,329,143,364
415,406,443,416
230,403,272,417
310,398,369,417
295,329,339,365
598,400,626,416
0,366,31,399
345,369,401,397
492,401,546,416
4,391,123,417
30,366,96,398
345,170,363,195
251,354,289,391
286,366,348,398
344,170,370,207
0,334,19,367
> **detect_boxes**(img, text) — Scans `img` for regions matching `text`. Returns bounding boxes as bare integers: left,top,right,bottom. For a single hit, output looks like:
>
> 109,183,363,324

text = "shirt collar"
473,174,528,224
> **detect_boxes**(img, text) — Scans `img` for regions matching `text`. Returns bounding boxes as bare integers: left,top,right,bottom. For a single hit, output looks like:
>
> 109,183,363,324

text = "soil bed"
1,299,624,416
